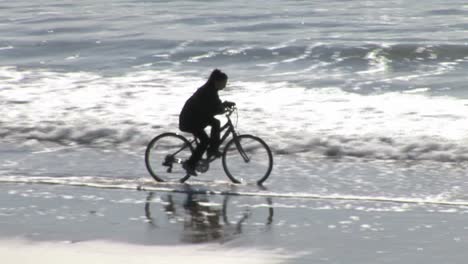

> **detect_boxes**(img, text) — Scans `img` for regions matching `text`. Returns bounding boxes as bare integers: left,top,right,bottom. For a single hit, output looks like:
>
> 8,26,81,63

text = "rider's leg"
207,117,221,157
187,128,209,169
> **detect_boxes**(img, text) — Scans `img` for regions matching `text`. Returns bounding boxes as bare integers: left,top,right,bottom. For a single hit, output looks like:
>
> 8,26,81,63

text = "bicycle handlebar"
224,105,237,117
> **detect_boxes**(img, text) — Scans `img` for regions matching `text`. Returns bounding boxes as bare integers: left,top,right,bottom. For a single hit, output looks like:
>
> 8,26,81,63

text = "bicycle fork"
234,138,250,163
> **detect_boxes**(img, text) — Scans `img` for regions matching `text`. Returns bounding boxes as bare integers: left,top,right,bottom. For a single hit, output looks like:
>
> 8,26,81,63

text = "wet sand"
1,182,467,263
0,239,289,264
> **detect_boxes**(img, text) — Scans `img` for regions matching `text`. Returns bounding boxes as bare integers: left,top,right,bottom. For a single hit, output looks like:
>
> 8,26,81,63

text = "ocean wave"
1,67,468,164
22,126,142,146
180,43,468,66
2,123,468,163
277,136,468,163
3,30,468,78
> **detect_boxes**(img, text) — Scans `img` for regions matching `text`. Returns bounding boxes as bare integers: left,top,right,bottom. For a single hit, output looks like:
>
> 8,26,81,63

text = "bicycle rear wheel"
145,133,193,182
222,134,273,185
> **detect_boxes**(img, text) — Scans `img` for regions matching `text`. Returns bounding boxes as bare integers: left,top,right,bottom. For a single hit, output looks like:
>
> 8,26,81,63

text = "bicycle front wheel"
145,133,193,183
222,134,273,185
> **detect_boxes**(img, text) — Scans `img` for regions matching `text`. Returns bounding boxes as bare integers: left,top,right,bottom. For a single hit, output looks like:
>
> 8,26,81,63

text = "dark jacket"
179,83,224,132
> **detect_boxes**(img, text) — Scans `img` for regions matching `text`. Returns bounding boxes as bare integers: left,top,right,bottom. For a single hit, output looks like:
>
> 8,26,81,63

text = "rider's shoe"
183,162,198,176
207,149,222,159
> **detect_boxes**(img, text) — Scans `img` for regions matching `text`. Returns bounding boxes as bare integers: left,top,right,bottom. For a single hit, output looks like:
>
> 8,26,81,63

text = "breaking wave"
1,66,468,163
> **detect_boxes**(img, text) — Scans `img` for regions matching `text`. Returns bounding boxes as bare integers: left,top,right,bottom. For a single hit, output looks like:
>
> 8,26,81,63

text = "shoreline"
1,174,467,207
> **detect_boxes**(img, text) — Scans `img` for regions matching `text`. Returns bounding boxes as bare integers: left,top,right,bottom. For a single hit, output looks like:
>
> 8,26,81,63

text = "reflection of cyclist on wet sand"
182,193,223,243
179,69,235,176
144,191,274,243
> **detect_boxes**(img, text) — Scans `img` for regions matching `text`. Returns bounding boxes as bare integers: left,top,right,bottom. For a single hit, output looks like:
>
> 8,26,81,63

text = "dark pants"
186,118,220,167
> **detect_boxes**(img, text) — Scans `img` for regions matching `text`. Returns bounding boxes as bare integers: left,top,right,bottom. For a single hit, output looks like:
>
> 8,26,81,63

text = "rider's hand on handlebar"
223,101,236,108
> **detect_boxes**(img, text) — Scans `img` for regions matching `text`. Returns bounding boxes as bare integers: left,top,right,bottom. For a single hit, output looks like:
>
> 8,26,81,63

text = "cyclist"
179,69,235,176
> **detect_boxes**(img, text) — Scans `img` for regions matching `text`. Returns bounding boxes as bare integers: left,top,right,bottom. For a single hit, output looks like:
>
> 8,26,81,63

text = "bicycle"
145,106,273,185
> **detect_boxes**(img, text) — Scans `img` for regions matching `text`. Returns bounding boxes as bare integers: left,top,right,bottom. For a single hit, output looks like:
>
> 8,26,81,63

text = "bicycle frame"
180,108,249,163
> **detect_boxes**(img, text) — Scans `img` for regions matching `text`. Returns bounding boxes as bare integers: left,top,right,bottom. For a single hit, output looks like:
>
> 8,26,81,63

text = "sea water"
1,0,468,202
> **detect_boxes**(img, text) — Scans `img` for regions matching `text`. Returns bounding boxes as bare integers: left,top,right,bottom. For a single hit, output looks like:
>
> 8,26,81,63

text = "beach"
1,180,467,263
1,138,468,264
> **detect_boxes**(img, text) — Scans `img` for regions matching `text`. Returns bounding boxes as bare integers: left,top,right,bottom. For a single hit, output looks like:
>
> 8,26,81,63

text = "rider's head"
208,69,228,91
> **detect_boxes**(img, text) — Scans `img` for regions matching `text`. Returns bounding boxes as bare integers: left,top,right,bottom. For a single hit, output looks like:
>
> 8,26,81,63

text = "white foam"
2,175,468,207
0,239,293,264
1,67,468,162
0,45,13,50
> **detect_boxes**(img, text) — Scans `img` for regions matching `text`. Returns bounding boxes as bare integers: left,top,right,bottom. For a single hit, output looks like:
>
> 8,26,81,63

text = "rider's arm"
210,92,225,115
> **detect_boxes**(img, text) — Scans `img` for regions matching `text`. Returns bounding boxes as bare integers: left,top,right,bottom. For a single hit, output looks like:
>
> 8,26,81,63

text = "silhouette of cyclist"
179,69,235,176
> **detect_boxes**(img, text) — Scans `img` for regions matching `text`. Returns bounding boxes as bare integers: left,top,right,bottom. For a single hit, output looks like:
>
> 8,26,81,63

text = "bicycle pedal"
183,162,198,176
163,155,174,166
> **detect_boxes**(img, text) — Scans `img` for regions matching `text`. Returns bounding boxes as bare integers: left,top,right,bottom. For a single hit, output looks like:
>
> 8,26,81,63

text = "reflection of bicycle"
144,190,274,243
145,107,273,185
222,195,274,228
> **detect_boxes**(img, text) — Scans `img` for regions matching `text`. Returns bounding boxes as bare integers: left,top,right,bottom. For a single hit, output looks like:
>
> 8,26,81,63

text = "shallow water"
1,183,467,263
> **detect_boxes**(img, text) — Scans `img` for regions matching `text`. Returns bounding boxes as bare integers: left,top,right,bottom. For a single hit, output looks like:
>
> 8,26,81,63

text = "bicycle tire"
222,134,273,185
145,132,193,183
